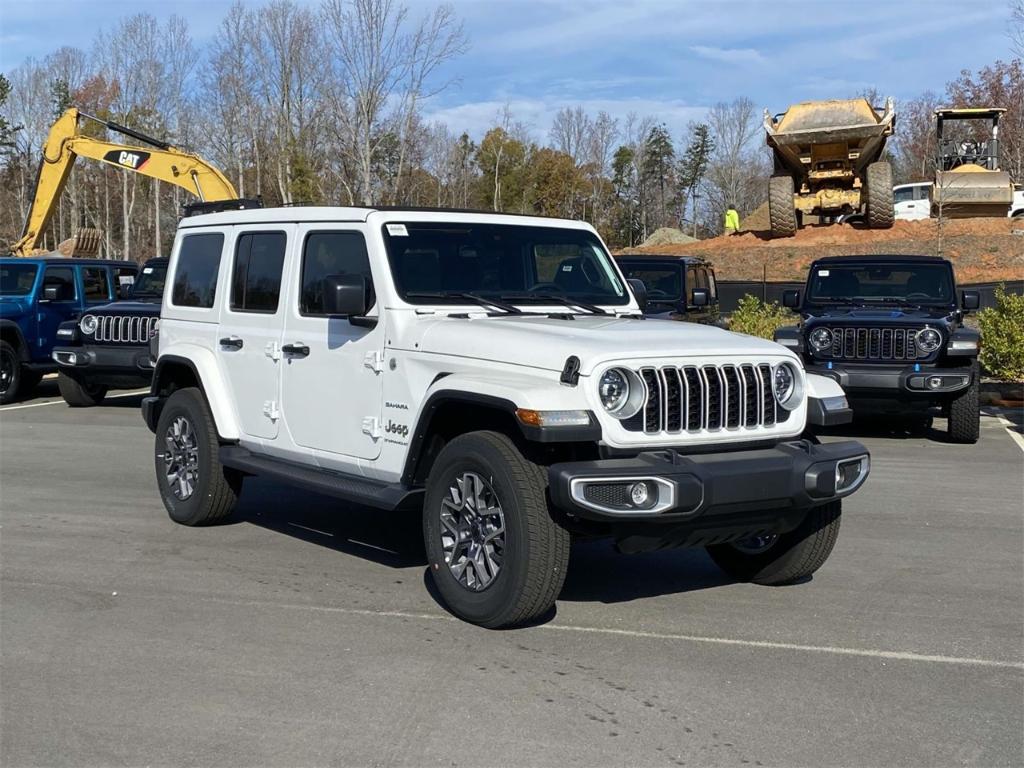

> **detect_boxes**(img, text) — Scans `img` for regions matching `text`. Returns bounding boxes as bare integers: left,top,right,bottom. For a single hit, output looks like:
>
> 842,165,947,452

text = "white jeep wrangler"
143,206,869,628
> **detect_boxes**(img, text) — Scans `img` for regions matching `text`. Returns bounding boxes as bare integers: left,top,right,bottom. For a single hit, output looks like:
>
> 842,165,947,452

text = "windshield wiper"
812,297,866,306
871,297,927,309
405,291,522,315
498,293,609,315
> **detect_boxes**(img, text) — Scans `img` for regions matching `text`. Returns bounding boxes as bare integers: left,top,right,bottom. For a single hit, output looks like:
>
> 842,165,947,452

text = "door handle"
283,342,310,358
219,336,244,350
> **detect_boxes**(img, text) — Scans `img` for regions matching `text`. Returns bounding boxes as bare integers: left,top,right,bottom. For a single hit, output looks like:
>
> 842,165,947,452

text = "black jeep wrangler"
51,257,167,406
615,255,720,324
774,255,981,443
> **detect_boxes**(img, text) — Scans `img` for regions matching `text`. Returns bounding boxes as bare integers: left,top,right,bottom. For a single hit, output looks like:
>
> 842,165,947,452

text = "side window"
171,233,225,308
685,266,698,294
704,268,718,300
82,267,111,302
42,267,76,301
894,187,914,204
231,232,287,313
300,231,373,316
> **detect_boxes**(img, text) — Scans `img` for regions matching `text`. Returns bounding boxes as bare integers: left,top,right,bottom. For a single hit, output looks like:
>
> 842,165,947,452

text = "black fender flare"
0,320,31,361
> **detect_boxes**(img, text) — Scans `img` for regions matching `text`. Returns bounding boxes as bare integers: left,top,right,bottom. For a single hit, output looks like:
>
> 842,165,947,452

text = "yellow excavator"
10,107,252,257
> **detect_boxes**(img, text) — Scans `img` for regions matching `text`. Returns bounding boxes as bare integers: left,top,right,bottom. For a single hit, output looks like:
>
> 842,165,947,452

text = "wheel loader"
932,107,1014,218
764,97,895,237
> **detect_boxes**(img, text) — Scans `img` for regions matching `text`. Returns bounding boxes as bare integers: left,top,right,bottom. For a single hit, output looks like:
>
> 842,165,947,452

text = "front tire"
423,431,570,628
154,387,241,526
706,501,842,585
769,174,797,237
866,161,895,229
947,364,980,444
0,340,25,405
57,371,108,407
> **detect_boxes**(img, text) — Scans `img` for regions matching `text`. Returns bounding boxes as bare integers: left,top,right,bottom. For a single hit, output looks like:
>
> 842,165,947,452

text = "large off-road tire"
706,501,842,585
154,387,241,526
866,161,895,229
57,371,108,407
423,430,571,628
0,340,24,405
947,363,980,444
769,175,798,237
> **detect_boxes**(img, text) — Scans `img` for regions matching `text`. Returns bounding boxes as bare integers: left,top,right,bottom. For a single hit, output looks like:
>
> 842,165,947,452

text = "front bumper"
807,362,972,397
548,439,869,524
52,344,154,375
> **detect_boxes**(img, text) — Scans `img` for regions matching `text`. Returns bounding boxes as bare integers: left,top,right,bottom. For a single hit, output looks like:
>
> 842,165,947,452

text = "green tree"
475,127,527,212
0,74,21,155
677,122,714,236
642,124,674,230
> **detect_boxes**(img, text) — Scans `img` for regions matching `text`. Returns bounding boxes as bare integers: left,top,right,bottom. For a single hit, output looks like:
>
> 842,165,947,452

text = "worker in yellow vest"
724,203,740,234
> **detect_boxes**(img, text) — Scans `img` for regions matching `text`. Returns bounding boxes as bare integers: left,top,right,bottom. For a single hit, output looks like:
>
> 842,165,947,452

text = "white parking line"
995,416,1024,454
0,389,149,412
208,596,1024,670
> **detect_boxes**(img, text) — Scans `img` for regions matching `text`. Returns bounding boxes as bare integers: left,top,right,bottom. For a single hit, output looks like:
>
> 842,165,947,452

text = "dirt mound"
641,227,697,247
622,218,1024,283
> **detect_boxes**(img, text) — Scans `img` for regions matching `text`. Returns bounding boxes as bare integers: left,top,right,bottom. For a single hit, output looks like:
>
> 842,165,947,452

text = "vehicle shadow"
811,416,944,442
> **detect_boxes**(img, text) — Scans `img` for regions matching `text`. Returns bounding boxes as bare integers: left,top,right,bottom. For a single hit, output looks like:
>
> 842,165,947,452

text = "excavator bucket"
55,228,104,258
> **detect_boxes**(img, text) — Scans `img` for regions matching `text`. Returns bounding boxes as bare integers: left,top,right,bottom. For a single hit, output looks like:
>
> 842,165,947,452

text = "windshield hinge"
363,350,385,373
361,417,381,439
262,400,280,422
264,341,281,361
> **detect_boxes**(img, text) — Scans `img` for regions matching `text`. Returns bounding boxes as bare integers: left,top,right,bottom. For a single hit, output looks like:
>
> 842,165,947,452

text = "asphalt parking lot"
1,382,1022,767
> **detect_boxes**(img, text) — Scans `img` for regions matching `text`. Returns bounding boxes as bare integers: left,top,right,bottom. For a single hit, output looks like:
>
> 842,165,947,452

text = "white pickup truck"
143,206,869,627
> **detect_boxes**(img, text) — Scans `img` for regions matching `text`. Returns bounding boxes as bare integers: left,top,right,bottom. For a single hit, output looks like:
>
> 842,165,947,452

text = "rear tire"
866,161,895,229
947,363,980,444
0,341,23,405
707,501,842,585
423,431,570,628
57,371,108,407
769,175,797,237
154,387,241,526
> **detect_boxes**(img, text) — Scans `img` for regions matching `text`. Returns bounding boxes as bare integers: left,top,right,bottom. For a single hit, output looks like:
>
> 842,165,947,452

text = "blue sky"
1,0,1017,140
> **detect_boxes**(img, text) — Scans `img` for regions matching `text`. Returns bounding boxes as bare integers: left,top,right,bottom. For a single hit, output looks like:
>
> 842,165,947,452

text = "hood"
85,300,162,316
804,306,955,324
406,313,792,374
0,297,29,317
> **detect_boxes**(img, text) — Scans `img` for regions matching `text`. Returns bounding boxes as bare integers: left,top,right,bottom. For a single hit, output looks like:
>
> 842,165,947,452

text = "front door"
217,226,292,440
37,265,81,361
281,227,384,461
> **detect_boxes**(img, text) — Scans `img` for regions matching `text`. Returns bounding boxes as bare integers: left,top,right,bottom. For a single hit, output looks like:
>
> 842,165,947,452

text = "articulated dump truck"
764,97,895,237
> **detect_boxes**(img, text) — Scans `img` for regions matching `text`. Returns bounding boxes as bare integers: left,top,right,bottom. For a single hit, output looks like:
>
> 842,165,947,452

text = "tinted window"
620,266,681,301
231,232,286,313
172,234,224,308
894,187,915,203
43,267,76,301
705,268,718,300
132,263,167,298
301,232,373,315
0,264,38,296
82,267,111,301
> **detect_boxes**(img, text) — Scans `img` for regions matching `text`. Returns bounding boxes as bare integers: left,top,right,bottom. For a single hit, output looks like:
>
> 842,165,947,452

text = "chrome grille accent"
93,315,158,344
825,326,922,360
628,363,787,435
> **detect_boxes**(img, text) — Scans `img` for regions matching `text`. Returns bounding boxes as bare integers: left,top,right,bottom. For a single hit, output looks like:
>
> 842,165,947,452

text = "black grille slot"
741,365,759,427
663,368,683,432
722,365,741,429
703,366,723,430
683,367,703,430
640,368,662,433
583,483,632,508
759,363,776,426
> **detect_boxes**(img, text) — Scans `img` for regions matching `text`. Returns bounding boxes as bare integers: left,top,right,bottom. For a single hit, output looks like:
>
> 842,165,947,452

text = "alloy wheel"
164,416,200,500
439,471,506,591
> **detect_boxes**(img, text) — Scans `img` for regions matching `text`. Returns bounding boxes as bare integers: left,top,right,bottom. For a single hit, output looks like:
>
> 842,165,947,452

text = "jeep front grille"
819,327,923,360
624,363,788,435
93,315,158,344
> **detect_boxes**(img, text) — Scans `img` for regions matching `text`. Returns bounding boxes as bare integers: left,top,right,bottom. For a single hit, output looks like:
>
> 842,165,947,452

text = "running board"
219,445,422,511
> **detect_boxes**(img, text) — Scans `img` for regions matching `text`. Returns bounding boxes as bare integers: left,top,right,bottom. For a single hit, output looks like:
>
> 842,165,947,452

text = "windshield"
382,222,628,306
132,263,167,298
0,263,39,296
807,263,954,305
619,265,681,302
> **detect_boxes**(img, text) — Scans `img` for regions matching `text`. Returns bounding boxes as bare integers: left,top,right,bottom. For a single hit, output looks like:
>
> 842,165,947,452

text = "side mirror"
627,278,647,312
782,289,801,309
690,288,709,307
42,286,60,302
961,291,980,311
322,274,371,319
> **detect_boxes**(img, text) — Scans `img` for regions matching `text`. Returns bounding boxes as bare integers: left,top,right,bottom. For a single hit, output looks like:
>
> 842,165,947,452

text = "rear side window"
172,233,224,308
82,267,111,301
43,267,76,301
300,231,373,316
231,232,287,313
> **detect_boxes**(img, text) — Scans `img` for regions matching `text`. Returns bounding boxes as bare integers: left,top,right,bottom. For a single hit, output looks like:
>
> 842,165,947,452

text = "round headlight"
772,362,802,411
916,328,941,353
809,327,833,352
598,367,645,420
79,315,98,335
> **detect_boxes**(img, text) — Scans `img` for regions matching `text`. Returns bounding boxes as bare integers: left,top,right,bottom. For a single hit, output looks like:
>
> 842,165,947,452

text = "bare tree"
1011,0,1024,59
550,106,591,163
704,98,766,229
321,0,467,205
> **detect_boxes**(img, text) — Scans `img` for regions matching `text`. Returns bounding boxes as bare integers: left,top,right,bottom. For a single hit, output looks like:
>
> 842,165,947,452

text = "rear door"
36,265,80,360
216,226,291,440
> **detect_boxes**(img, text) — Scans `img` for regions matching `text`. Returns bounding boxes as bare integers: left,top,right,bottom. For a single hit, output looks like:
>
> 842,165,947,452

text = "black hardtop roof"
615,254,713,266
143,257,169,265
0,256,139,267
811,254,950,266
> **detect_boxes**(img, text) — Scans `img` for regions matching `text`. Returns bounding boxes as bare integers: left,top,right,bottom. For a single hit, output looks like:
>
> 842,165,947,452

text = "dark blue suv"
0,257,139,404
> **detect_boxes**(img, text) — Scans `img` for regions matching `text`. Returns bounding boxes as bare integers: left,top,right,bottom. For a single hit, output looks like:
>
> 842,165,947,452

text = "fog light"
836,455,870,494
927,376,942,389
630,482,650,506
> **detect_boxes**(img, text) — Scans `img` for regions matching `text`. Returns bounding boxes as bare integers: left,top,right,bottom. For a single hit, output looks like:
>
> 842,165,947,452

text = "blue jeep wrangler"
0,257,139,404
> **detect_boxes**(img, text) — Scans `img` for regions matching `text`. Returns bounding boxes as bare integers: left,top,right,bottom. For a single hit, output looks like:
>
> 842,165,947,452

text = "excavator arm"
11,108,239,256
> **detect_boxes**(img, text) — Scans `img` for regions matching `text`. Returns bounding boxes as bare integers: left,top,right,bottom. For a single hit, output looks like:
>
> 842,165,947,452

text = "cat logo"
103,149,150,170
